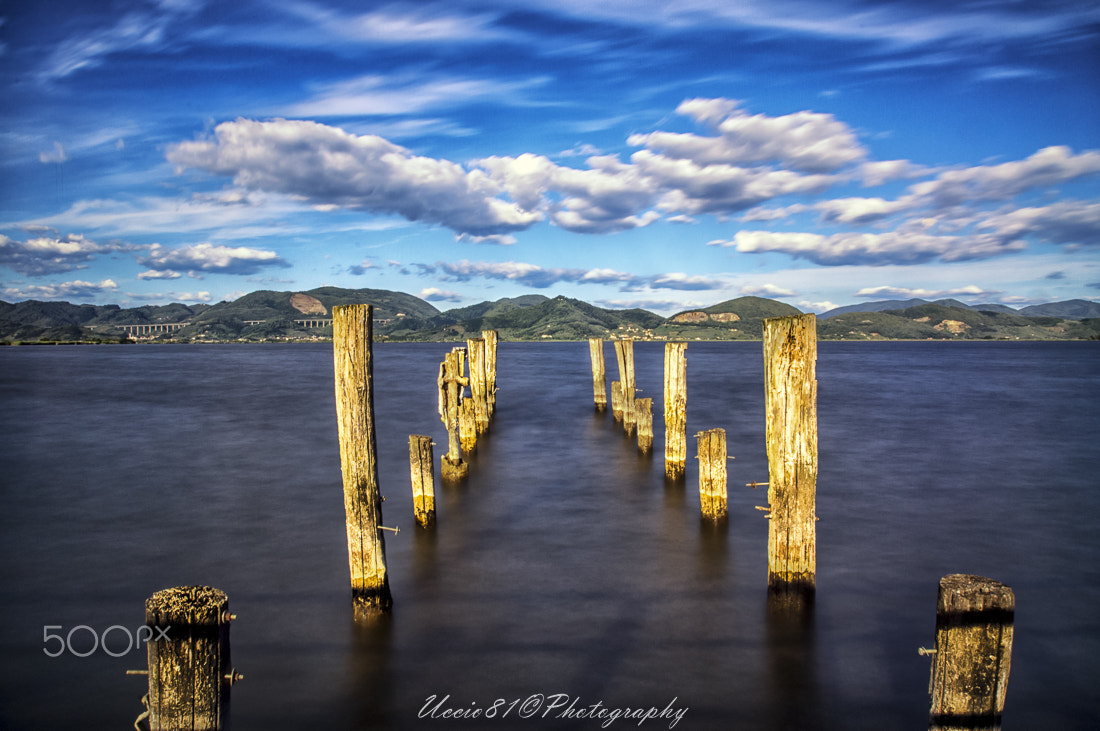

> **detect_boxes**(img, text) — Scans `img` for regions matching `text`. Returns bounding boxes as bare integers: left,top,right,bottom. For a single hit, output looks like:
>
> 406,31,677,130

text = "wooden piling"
696,428,728,521
611,381,623,421
333,304,393,615
613,338,636,435
664,342,688,479
466,337,490,434
636,397,653,454
928,574,1014,731
144,585,235,730
763,313,817,600
459,398,477,454
408,434,436,528
482,330,498,420
437,348,470,481
589,338,607,410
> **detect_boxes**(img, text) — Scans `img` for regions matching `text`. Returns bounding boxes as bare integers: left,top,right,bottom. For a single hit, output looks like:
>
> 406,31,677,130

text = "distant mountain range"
1,288,1098,344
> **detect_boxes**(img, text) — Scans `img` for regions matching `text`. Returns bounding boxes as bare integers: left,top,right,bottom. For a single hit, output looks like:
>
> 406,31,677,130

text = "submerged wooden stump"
636,397,653,454
438,348,470,482
144,586,235,731
613,338,636,435
664,342,687,479
333,304,393,616
467,338,490,434
408,434,436,528
482,330,498,420
928,575,1014,731
696,428,728,521
763,313,817,601
589,338,607,410
611,381,623,421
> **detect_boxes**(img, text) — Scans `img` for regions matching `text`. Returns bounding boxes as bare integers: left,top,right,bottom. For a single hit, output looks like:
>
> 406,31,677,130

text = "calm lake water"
1,341,1098,730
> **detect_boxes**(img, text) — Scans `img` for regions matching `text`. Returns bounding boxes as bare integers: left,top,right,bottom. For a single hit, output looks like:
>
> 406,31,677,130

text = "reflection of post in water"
765,589,819,731
349,614,394,729
927,574,1014,731
141,585,239,731
763,313,817,604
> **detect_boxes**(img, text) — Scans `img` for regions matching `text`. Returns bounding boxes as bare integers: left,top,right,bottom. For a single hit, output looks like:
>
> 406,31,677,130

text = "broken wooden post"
437,348,470,481
589,338,607,410
482,330,498,420
408,434,436,528
611,381,623,421
466,337,490,434
613,338,636,435
696,428,728,521
333,304,393,616
636,397,653,454
459,398,477,454
928,574,1014,731
763,313,817,602
664,342,688,479
144,585,237,730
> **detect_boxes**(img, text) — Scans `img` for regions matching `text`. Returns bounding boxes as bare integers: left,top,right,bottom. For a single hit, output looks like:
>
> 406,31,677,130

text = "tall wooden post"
144,585,236,731
611,381,623,421
664,342,687,479
636,398,653,454
333,304,393,615
763,313,817,601
696,428,728,521
928,575,1014,731
408,434,436,528
466,337,490,434
438,348,470,481
482,330,498,420
613,338,636,435
589,338,607,410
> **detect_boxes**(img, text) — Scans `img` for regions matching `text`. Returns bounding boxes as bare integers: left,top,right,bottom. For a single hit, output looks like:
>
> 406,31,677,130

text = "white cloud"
419,287,463,302
138,242,289,277
168,118,543,238
630,98,867,173
854,284,996,299
741,283,797,297
0,232,136,276
3,278,118,302
724,229,1026,265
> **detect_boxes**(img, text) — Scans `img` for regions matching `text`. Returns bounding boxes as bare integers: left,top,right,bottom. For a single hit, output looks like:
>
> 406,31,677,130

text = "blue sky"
2,0,1098,314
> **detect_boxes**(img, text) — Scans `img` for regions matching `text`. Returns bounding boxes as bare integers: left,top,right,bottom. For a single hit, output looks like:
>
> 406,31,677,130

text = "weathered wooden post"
437,348,470,481
459,398,477,454
333,304,393,616
613,338,636,435
664,342,687,479
144,585,238,730
482,330,498,420
466,337,490,434
636,398,654,454
696,429,728,521
611,381,623,421
763,313,817,602
927,575,1014,731
408,434,436,528
589,338,607,410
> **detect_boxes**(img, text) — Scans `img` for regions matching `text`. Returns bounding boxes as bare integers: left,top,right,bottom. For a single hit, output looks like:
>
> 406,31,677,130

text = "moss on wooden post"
636,397,654,454
144,585,235,730
589,338,607,410
333,304,393,616
928,574,1014,731
763,313,817,601
696,428,728,522
409,434,436,528
613,338,636,435
664,342,688,480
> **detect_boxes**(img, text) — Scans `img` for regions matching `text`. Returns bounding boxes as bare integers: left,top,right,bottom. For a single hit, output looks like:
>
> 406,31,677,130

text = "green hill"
658,296,803,340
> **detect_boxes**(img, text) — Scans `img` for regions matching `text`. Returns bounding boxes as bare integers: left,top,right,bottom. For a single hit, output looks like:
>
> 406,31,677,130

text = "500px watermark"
420,694,688,728
42,625,170,658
